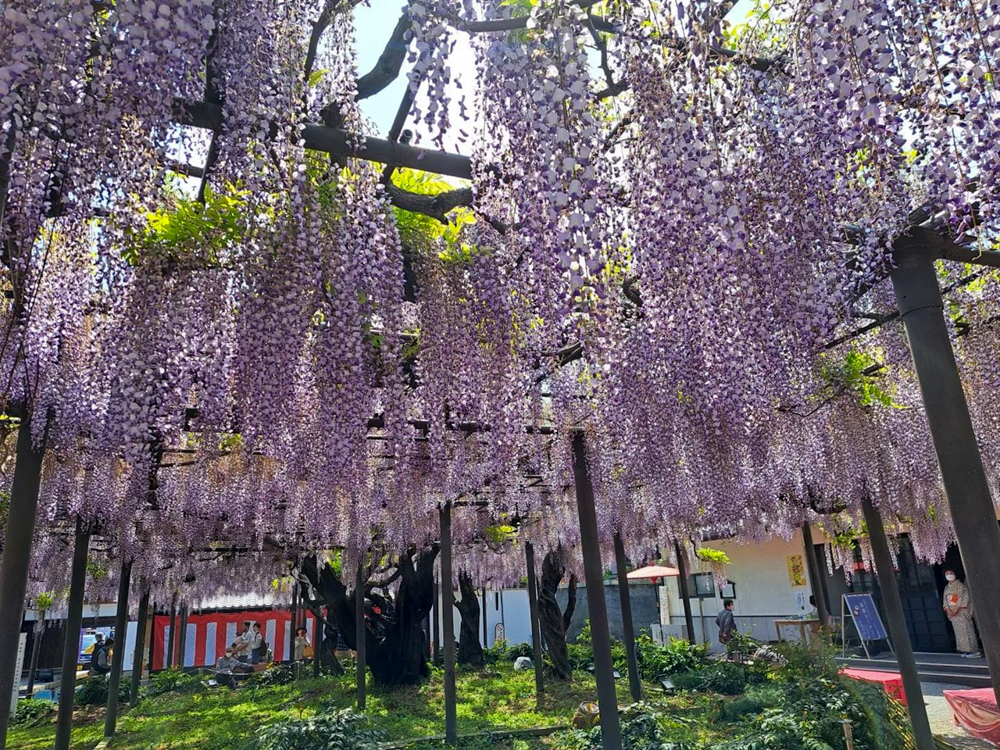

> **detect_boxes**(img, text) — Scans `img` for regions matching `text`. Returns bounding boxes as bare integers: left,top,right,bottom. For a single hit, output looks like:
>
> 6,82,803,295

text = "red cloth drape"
944,688,1000,746
151,609,314,670
841,668,908,706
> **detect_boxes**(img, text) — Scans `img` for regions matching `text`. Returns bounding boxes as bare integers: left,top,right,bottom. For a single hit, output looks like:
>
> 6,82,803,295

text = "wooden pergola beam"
171,99,473,180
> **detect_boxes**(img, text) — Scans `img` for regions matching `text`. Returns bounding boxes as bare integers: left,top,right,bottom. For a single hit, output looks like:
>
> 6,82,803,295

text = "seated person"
215,646,242,689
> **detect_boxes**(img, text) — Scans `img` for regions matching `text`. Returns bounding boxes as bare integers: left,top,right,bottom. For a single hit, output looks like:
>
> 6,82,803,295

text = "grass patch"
8,665,648,750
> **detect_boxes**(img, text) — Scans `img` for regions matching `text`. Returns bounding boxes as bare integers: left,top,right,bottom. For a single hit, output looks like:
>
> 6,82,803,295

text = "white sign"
494,623,505,644
10,633,26,716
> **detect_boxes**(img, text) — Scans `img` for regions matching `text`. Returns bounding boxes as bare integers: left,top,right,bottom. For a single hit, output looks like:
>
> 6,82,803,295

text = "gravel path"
921,682,996,749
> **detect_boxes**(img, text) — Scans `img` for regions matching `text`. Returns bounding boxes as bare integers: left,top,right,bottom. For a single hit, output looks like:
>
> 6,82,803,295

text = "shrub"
560,702,698,750
248,707,383,750
635,634,710,680
714,677,910,750
75,674,130,706
771,639,838,681
673,662,747,695
246,663,295,688
11,698,54,726
717,684,784,722
146,668,205,697
484,641,535,665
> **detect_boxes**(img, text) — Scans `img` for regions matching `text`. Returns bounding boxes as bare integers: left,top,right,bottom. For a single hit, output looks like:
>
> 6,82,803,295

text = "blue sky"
352,0,756,148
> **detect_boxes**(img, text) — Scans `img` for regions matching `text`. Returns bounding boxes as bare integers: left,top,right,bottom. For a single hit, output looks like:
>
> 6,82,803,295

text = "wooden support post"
572,432,622,750
801,523,830,628
891,241,1000,705
432,581,440,664
614,533,642,702
482,588,488,649
0,416,46,748
104,558,132,738
54,519,91,750
289,584,298,663
130,586,149,707
861,496,935,750
356,564,366,710
674,541,696,645
25,617,44,697
524,542,545,698
176,605,188,669
311,602,321,678
165,594,177,669
440,504,458,744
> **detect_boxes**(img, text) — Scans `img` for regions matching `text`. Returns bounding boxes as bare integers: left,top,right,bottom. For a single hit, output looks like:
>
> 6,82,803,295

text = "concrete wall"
557,582,660,642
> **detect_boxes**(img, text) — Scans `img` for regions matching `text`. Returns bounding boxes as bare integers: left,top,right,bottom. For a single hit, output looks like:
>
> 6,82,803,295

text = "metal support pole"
674,541,696,645
130,586,149,707
524,542,545,698
176,605,188,669
861,496,935,750
614,533,642,702
104,557,132,738
440,504,457,745
355,564,366,710
0,416,46,748
801,523,830,628
891,242,1000,705
165,594,177,669
54,519,91,750
572,432,622,750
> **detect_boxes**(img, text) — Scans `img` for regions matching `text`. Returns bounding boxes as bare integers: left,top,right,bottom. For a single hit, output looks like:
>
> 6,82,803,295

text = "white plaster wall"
662,529,818,650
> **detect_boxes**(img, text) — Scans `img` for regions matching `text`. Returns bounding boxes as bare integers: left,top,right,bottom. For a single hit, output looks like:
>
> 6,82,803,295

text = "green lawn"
8,664,655,750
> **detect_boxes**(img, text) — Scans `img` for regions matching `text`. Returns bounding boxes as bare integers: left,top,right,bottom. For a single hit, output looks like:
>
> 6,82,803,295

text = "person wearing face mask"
943,570,981,658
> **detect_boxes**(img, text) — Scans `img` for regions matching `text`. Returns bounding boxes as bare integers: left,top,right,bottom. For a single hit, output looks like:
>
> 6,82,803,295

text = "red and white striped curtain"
151,609,315,670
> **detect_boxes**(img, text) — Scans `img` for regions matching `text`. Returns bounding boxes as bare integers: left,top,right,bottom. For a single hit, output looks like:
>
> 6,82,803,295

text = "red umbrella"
627,565,680,585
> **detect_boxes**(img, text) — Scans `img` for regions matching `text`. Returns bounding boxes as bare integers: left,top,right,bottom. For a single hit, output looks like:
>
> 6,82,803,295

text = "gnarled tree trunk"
455,571,484,667
301,545,438,687
537,548,577,680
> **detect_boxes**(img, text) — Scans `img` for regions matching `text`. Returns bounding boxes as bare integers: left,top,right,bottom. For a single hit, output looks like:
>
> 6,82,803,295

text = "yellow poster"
787,554,807,586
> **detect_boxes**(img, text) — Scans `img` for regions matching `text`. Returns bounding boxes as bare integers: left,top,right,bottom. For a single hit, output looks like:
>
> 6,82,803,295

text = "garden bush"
714,677,910,750
248,707,383,750
717,684,784,722
11,698,54,726
560,702,698,750
673,661,747,695
635,634,709,680
484,641,534,665
146,668,206,697
246,663,295,688
75,674,130,706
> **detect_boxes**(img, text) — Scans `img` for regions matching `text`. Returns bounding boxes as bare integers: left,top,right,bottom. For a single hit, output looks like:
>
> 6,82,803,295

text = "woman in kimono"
943,570,981,658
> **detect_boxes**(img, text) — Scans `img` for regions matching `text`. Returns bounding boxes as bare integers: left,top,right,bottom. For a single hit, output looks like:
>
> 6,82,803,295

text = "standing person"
716,599,737,652
943,570,981,658
90,637,112,676
248,622,266,664
293,627,311,662
233,621,252,662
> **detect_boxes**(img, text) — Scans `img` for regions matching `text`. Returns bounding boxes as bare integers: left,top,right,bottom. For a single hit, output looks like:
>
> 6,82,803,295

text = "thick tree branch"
304,0,340,84
355,10,412,100
386,183,472,223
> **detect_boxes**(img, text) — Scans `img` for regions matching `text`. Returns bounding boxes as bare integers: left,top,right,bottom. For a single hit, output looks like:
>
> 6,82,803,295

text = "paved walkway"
921,682,996,749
